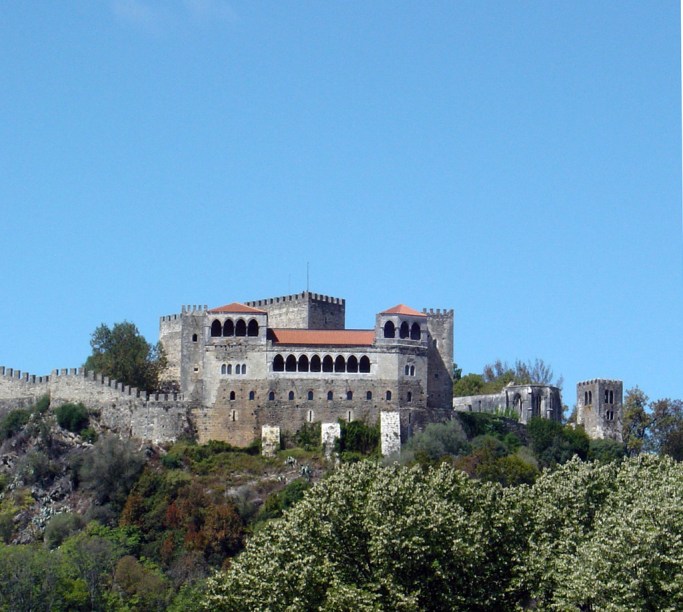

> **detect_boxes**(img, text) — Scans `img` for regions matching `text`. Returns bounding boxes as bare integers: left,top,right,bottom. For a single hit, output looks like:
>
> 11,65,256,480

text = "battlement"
0,366,51,384
181,305,207,314
422,308,454,317
246,291,345,307
577,379,622,387
0,365,184,403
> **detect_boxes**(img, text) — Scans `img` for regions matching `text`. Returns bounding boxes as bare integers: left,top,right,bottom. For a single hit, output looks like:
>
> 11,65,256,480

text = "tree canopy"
83,321,166,393
454,359,562,397
201,456,683,611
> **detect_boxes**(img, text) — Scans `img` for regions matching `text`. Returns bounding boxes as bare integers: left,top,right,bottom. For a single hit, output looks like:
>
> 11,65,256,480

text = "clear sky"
0,1,680,407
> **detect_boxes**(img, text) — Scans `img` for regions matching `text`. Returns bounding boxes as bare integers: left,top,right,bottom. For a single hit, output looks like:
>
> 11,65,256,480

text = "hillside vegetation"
0,384,681,609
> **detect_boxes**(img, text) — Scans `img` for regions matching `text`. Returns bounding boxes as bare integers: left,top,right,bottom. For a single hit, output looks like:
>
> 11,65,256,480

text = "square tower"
576,379,623,442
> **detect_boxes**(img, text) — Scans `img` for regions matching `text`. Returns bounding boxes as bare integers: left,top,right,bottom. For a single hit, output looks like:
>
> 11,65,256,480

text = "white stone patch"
261,425,280,457
380,411,401,457
321,422,341,459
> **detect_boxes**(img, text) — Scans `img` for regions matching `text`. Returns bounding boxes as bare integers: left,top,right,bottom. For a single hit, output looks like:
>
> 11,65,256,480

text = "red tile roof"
381,304,426,317
207,302,267,314
271,329,375,346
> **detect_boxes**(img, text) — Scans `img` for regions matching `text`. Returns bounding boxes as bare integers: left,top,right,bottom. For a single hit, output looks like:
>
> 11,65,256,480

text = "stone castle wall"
0,366,193,444
245,292,345,330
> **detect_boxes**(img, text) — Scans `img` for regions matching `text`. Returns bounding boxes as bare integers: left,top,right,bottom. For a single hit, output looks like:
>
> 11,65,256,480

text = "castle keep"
159,291,455,446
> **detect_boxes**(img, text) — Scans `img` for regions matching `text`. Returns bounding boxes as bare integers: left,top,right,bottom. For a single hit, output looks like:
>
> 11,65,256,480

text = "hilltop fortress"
159,291,454,447
0,290,623,448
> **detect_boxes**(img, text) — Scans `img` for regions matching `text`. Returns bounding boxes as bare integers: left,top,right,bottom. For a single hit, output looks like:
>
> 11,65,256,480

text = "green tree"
453,373,485,397
649,398,683,460
622,386,650,456
201,463,525,611
84,321,166,393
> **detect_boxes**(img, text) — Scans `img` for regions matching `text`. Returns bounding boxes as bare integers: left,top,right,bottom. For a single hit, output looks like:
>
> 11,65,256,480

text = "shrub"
294,422,321,451
44,512,86,548
33,395,50,415
0,409,30,441
55,402,89,433
80,427,98,443
77,435,145,513
405,419,469,462
17,449,57,485
338,420,380,456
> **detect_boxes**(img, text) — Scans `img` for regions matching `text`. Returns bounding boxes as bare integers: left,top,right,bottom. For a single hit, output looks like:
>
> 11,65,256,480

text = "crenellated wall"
0,365,194,444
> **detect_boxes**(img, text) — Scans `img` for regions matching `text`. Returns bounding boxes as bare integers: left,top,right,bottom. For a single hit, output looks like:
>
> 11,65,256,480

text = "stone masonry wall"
0,366,193,444
246,292,345,330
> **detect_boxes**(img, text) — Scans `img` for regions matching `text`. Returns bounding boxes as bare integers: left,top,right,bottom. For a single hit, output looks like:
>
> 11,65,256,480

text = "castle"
0,290,624,449
158,291,454,446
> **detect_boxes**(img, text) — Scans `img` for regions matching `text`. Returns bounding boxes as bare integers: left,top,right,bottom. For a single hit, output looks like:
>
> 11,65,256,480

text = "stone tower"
576,379,623,441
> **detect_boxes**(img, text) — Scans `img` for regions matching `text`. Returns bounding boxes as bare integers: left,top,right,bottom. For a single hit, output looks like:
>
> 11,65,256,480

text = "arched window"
327,391,333,401
285,355,297,372
227,364,232,375
604,390,609,403
410,322,421,340
249,391,255,400
410,365,415,376
247,319,259,336
235,364,241,375
221,364,227,375
298,355,309,372
405,365,410,376
385,390,392,401
288,391,294,401
211,319,222,337
584,391,588,404
235,319,247,336
192,333,198,342
347,355,358,373
223,319,234,336
242,364,247,375
359,356,370,373
310,355,321,372
307,390,314,400
383,320,395,338
229,391,235,401
609,390,614,404
366,391,372,400
589,391,593,404
268,391,275,401
399,321,409,339
273,355,284,372
407,391,412,403
322,355,334,372
346,391,353,400
334,355,346,373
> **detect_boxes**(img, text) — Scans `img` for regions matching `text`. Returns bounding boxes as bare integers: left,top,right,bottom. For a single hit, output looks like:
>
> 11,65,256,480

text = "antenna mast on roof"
306,262,309,292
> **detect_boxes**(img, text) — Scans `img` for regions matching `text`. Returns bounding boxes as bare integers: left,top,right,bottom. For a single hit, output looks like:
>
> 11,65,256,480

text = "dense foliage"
203,456,683,611
83,321,167,393
454,358,562,397
55,402,89,434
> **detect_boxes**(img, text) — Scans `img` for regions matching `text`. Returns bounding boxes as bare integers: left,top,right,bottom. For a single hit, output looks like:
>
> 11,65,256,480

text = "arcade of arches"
210,318,259,338
272,353,371,373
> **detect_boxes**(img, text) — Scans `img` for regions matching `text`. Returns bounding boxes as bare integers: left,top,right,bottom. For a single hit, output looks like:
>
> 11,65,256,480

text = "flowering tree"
202,457,683,611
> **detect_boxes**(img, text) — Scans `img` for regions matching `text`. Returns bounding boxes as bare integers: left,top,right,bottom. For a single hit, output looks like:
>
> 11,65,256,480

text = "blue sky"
0,1,680,406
